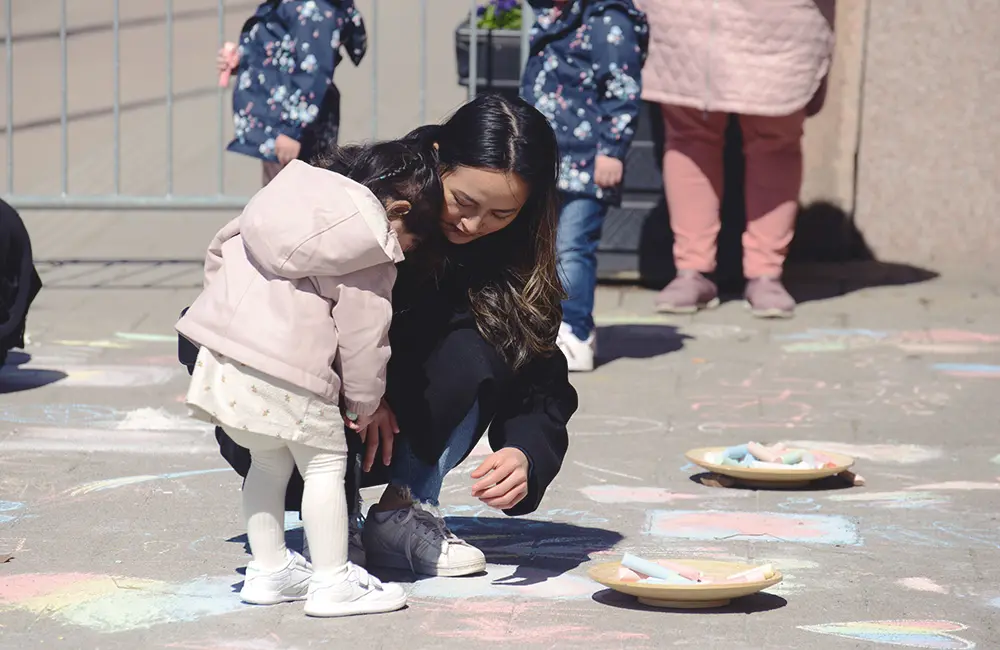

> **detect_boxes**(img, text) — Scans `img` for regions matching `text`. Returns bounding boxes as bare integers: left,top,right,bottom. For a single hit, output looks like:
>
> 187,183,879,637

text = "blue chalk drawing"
0,500,25,525
0,403,121,427
932,363,1000,377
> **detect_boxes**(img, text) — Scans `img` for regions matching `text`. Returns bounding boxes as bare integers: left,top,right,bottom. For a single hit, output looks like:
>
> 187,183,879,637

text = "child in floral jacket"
520,0,647,372
218,0,366,185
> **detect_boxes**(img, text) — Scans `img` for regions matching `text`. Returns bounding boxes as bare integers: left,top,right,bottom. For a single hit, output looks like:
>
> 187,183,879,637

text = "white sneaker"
240,549,313,605
557,322,596,372
304,563,407,617
363,503,486,577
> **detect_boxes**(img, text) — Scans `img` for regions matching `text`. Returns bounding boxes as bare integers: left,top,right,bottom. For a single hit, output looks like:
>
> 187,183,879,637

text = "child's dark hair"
311,140,444,253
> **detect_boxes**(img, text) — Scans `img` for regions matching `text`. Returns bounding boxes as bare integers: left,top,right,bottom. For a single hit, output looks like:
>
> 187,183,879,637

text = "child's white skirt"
186,346,347,453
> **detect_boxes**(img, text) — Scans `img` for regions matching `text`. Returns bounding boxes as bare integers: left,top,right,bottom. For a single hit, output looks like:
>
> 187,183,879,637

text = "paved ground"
2,251,999,649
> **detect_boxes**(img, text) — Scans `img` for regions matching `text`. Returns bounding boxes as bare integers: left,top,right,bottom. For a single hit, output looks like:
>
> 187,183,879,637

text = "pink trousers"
661,105,805,279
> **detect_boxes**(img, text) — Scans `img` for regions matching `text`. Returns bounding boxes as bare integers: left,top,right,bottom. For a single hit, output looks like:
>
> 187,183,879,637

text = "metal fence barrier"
2,0,532,210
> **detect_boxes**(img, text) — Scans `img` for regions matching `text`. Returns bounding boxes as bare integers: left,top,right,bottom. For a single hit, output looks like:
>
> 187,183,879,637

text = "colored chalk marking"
932,363,1000,379
799,620,975,649
645,510,861,546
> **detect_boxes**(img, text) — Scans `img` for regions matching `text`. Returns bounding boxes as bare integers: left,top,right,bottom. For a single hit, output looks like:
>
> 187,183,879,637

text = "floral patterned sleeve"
273,0,340,142
589,8,648,160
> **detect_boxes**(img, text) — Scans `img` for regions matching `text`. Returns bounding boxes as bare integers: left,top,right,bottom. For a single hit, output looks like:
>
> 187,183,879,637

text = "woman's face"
439,166,529,244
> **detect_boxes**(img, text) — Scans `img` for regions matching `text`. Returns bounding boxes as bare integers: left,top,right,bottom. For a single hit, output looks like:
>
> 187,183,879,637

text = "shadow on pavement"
596,324,691,368
592,588,787,614
0,351,67,393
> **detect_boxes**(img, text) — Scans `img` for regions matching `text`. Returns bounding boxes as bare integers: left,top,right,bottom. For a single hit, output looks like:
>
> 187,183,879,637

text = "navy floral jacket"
521,0,648,204
228,0,366,162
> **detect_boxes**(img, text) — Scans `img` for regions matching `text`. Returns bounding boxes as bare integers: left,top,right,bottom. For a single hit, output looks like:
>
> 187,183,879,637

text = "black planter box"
455,21,524,90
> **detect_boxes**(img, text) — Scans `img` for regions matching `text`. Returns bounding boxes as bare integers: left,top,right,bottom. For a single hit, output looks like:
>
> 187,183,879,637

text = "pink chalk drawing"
567,414,666,437
907,480,1000,491
0,573,244,633
799,620,976,649
785,441,942,464
416,600,650,644
579,485,703,504
162,636,298,650
644,510,861,546
897,577,949,594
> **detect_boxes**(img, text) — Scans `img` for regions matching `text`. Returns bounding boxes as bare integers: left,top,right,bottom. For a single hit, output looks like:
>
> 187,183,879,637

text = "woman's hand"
358,399,399,472
470,447,530,510
275,134,301,166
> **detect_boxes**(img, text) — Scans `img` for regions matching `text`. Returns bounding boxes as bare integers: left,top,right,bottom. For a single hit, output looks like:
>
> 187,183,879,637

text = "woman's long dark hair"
403,93,563,370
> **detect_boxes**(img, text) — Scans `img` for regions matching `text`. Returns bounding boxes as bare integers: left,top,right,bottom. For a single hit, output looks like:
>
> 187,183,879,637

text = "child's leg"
737,110,805,279
227,428,297,571
288,442,349,577
261,161,283,186
555,195,607,341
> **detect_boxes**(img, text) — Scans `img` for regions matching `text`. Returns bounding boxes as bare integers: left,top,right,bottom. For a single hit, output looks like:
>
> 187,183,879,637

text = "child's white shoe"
304,563,407,617
240,550,313,605
557,322,596,372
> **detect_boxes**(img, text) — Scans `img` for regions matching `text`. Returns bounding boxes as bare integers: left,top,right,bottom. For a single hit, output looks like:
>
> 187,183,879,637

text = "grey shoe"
745,277,795,318
655,270,720,314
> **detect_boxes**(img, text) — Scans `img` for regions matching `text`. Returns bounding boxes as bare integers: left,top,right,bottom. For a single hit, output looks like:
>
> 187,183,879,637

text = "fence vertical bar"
59,0,68,195
520,2,532,68
5,0,14,193
467,0,477,101
165,0,174,195
370,0,378,139
112,0,121,193
216,0,225,194
418,0,427,124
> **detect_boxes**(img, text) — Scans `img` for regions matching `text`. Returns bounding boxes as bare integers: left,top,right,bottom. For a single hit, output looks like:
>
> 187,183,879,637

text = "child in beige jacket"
176,141,442,617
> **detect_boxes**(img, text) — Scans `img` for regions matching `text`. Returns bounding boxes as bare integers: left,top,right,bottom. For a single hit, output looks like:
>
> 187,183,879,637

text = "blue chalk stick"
621,553,694,583
721,457,740,467
723,444,749,460
739,455,758,467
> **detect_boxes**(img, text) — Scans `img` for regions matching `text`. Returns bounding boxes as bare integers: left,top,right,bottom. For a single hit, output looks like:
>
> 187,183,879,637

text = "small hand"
217,42,239,87
470,447,530,510
594,154,624,189
275,134,301,166
360,399,399,472
343,410,374,436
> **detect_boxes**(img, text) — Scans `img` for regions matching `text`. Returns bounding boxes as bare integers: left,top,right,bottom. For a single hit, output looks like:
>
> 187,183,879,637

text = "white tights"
224,428,348,578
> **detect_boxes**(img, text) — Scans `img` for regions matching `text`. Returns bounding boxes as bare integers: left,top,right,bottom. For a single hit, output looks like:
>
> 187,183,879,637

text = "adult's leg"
388,399,482,506
364,400,487,576
738,110,805,318
655,105,727,313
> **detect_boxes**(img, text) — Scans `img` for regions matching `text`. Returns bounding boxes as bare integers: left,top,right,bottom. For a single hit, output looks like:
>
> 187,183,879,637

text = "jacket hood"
239,160,403,279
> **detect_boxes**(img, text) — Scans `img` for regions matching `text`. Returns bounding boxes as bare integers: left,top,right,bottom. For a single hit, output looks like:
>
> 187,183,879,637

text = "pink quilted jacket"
176,161,404,417
636,0,835,116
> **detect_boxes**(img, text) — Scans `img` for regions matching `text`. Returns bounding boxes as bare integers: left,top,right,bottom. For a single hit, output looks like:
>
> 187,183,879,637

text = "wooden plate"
589,559,783,609
685,446,855,488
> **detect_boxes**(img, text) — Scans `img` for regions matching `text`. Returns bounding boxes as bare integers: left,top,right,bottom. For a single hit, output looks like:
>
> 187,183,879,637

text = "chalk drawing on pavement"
567,414,666,437
778,328,1000,355
785,441,942,464
0,501,25,525
897,578,949,594
827,491,950,509
63,469,230,498
798,620,975,649
0,573,244,633
932,364,1000,379
644,510,861,546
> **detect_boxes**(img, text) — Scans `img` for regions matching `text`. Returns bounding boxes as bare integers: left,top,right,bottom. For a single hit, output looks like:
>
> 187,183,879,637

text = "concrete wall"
803,0,1000,267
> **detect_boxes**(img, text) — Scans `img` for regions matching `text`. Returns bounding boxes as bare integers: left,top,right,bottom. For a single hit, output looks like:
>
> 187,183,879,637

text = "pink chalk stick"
747,441,782,463
218,69,232,87
725,564,773,583
616,567,643,582
655,560,704,581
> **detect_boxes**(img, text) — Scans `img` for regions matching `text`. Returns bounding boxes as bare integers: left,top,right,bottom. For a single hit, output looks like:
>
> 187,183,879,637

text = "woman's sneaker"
304,563,407,617
363,503,486,577
239,549,313,605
